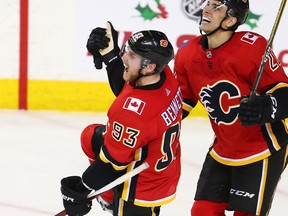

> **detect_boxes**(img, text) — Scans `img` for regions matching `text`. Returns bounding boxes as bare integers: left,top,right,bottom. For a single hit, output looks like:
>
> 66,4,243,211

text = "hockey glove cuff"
92,53,104,69
238,94,278,126
60,176,92,215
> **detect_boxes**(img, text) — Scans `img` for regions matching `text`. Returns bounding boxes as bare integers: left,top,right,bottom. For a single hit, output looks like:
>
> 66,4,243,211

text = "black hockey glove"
86,21,120,69
60,176,92,216
238,94,278,126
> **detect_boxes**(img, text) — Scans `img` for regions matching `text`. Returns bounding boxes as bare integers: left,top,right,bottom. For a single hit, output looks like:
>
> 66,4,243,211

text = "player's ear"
143,63,157,75
226,17,237,28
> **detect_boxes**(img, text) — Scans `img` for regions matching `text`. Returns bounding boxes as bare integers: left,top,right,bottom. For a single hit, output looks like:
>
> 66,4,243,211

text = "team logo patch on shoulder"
241,32,259,45
123,97,146,115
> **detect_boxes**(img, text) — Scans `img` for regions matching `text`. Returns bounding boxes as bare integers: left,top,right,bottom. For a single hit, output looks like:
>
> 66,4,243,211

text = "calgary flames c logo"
200,81,241,125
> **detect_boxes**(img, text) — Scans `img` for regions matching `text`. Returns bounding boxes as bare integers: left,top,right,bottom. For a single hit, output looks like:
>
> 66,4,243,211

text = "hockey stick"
55,162,149,216
249,0,287,98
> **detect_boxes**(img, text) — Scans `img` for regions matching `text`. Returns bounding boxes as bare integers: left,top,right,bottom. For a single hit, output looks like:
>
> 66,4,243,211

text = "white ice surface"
0,110,287,215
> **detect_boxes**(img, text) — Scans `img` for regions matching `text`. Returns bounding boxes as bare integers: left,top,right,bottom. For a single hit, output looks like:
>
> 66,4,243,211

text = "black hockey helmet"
126,30,174,73
222,0,249,28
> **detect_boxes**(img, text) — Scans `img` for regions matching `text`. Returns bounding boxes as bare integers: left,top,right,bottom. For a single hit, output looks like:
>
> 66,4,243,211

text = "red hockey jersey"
100,66,182,207
175,31,288,166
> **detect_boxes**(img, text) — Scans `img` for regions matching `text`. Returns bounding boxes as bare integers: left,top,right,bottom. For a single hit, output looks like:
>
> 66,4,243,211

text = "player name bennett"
161,87,182,126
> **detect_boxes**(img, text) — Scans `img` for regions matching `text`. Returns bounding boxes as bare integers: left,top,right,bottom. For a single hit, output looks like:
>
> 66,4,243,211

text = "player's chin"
199,24,208,30
123,72,132,82
199,25,212,34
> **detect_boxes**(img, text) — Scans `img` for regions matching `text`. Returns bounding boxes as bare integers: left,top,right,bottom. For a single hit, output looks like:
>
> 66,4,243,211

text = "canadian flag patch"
241,32,259,45
123,97,146,115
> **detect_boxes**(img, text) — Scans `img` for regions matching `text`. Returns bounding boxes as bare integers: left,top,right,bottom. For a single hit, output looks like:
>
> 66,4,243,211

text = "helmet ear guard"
140,58,151,69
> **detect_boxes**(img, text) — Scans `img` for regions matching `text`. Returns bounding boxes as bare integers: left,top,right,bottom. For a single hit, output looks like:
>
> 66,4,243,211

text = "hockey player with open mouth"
58,22,182,216
174,0,288,215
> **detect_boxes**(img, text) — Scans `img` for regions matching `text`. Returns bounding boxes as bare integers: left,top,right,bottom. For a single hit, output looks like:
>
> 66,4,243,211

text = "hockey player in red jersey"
60,22,182,216
174,0,288,216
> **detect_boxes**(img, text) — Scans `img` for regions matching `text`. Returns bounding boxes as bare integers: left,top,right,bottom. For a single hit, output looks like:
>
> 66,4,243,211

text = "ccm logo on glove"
270,96,277,119
61,194,74,202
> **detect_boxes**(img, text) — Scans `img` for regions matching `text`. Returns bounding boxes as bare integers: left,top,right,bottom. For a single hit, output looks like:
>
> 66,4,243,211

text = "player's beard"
122,66,139,82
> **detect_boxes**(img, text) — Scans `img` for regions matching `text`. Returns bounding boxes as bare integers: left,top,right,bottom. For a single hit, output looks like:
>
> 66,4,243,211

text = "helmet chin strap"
134,67,158,84
134,68,145,83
